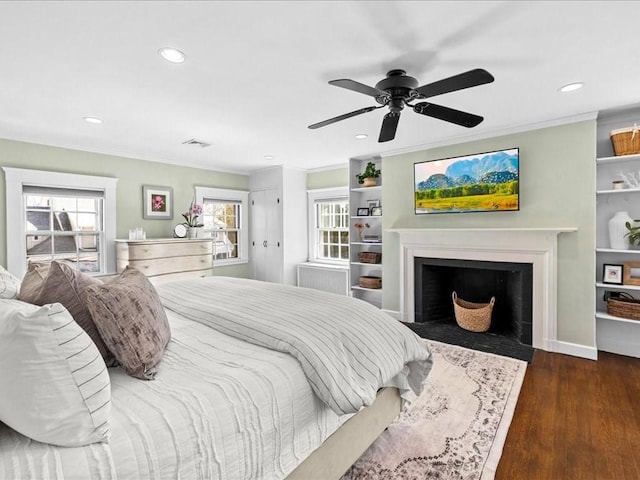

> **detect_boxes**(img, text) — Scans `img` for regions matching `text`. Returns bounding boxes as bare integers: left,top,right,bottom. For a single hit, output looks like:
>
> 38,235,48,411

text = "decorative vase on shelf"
187,227,199,239
608,211,633,250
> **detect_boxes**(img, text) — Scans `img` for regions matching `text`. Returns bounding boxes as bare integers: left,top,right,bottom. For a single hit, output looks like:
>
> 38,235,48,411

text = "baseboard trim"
551,340,598,360
382,309,401,320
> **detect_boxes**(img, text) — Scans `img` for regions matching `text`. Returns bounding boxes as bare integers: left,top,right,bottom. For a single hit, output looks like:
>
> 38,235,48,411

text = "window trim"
195,186,249,266
307,187,349,265
3,167,118,279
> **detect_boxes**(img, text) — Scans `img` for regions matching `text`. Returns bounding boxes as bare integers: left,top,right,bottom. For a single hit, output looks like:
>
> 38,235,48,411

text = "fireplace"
414,257,533,356
389,227,577,354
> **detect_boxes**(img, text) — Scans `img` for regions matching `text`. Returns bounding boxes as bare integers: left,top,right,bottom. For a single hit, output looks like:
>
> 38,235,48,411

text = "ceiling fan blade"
415,68,494,99
413,102,484,128
378,112,400,142
329,79,387,98
308,106,381,129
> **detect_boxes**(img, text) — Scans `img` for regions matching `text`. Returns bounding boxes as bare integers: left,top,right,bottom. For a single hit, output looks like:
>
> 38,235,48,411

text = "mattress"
0,310,345,480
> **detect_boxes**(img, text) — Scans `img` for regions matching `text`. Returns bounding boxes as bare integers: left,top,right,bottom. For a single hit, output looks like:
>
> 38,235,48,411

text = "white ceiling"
1,1,639,174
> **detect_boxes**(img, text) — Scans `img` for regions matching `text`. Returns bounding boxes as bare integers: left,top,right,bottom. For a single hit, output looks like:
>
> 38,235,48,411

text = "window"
307,187,349,264
195,187,248,265
3,168,117,279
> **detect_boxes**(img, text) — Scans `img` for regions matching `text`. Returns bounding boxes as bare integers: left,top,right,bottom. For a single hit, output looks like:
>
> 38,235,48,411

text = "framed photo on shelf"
357,207,370,216
603,264,624,285
623,261,640,286
371,206,382,216
142,185,173,219
367,199,380,209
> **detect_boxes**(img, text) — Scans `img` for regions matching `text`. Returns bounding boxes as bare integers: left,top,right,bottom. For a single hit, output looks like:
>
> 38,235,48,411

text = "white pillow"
0,299,111,446
0,265,20,299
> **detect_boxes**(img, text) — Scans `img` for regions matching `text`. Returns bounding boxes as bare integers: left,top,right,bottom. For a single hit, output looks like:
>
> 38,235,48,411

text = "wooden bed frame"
286,387,402,479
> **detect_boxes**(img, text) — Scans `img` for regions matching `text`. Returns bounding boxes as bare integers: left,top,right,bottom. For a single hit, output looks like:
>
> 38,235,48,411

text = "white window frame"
3,167,118,279
307,187,349,265
195,186,249,266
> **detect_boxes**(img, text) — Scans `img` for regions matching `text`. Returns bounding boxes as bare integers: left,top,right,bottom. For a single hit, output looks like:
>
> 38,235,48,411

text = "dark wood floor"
496,349,640,480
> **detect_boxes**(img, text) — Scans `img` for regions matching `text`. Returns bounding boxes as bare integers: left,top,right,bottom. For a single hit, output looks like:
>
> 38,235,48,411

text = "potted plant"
355,161,381,187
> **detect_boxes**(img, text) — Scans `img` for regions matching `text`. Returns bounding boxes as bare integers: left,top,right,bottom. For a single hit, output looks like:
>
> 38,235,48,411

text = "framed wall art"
142,185,173,219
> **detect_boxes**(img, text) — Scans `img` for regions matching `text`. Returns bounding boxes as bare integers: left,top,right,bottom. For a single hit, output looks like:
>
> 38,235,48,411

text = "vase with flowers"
354,222,370,242
182,201,204,239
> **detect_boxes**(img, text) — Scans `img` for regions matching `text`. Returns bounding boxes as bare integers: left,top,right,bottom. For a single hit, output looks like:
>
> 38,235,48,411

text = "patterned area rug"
342,340,527,480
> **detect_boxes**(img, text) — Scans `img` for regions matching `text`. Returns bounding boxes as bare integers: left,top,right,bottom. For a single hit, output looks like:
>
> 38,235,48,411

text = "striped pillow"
0,299,110,446
0,265,20,299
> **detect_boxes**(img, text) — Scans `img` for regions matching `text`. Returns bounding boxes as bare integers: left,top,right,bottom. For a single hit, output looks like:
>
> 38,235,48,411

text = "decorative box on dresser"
115,238,213,285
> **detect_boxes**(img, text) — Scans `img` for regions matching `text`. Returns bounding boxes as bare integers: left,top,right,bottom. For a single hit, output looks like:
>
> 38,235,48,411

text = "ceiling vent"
182,138,211,148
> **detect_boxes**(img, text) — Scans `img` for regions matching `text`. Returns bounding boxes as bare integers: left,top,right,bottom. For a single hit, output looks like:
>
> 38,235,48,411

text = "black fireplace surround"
412,257,534,360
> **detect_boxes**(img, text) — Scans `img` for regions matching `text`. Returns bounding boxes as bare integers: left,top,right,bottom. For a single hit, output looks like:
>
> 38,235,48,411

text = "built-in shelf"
351,215,383,219
596,248,640,254
596,282,640,291
350,186,382,193
350,261,382,266
596,310,640,324
351,285,383,293
350,242,382,246
596,153,640,164
596,187,640,195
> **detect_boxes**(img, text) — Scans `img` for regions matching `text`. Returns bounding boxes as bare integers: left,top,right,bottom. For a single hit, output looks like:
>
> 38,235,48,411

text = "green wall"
0,138,250,278
306,166,348,190
382,120,596,347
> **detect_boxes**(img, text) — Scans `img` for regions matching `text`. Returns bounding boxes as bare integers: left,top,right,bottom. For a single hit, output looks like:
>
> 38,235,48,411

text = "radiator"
297,263,349,296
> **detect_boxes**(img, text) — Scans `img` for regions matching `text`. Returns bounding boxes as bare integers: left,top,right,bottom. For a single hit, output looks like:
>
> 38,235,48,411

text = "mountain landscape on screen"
414,148,519,214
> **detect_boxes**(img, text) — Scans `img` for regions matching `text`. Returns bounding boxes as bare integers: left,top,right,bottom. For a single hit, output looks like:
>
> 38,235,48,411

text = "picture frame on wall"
142,185,173,219
603,264,624,285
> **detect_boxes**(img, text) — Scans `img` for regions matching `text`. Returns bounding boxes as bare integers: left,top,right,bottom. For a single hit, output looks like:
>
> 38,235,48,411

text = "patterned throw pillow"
0,265,20,299
32,261,116,367
0,300,111,446
83,266,171,380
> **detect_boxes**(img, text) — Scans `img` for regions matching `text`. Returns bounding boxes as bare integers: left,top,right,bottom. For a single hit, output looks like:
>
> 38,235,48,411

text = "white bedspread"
157,277,433,415
0,311,343,480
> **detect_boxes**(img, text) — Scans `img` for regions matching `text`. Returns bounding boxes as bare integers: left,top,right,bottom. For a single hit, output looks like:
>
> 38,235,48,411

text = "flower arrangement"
354,222,370,240
182,201,204,227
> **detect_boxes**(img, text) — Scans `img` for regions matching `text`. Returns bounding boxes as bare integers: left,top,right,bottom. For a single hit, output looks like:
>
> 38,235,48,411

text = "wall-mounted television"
414,147,519,214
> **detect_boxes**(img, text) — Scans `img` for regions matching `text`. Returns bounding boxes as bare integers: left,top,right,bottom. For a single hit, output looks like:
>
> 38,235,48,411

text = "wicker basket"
452,291,495,332
607,295,640,320
358,251,382,264
610,127,640,156
359,275,382,289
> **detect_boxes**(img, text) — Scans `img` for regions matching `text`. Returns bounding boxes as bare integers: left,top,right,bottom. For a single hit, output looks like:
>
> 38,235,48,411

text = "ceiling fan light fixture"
559,82,584,93
158,47,186,63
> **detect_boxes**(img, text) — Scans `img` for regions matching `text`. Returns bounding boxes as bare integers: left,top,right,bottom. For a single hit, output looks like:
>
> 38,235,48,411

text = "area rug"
342,340,527,480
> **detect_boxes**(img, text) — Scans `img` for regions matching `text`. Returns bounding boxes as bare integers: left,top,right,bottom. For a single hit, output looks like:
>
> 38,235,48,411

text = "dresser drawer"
122,254,213,277
123,240,213,260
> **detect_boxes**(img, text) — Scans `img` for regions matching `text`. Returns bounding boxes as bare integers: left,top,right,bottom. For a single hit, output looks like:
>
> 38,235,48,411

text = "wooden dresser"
115,238,213,284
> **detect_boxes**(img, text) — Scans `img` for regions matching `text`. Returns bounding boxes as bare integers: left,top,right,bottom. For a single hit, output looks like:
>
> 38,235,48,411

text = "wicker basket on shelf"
358,251,381,264
610,127,640,156
452,291,495,332
359,276,382,289
607,293,640,320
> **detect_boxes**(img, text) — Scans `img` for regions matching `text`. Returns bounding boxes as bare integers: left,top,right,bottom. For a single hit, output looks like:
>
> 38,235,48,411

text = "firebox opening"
413,257,534,358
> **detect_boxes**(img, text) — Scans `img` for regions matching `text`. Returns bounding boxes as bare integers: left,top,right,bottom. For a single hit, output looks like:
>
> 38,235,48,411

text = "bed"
0,267,433,480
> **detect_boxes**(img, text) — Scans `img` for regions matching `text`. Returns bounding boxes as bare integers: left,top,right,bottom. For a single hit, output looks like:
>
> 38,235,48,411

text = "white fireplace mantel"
388,227,577,352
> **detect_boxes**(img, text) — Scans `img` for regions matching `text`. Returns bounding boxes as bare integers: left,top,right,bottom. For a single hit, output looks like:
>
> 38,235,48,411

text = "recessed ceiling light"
264,155,274,160
559,82,584,93
158,47,185,63
83,116,102,124
355,134,368,140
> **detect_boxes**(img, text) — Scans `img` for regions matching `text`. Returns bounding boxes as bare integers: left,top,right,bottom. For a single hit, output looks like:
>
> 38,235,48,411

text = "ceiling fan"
308,68,495,142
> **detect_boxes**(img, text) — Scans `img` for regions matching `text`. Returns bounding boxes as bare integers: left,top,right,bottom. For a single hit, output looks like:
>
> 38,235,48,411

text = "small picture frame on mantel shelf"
603,264,624,285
